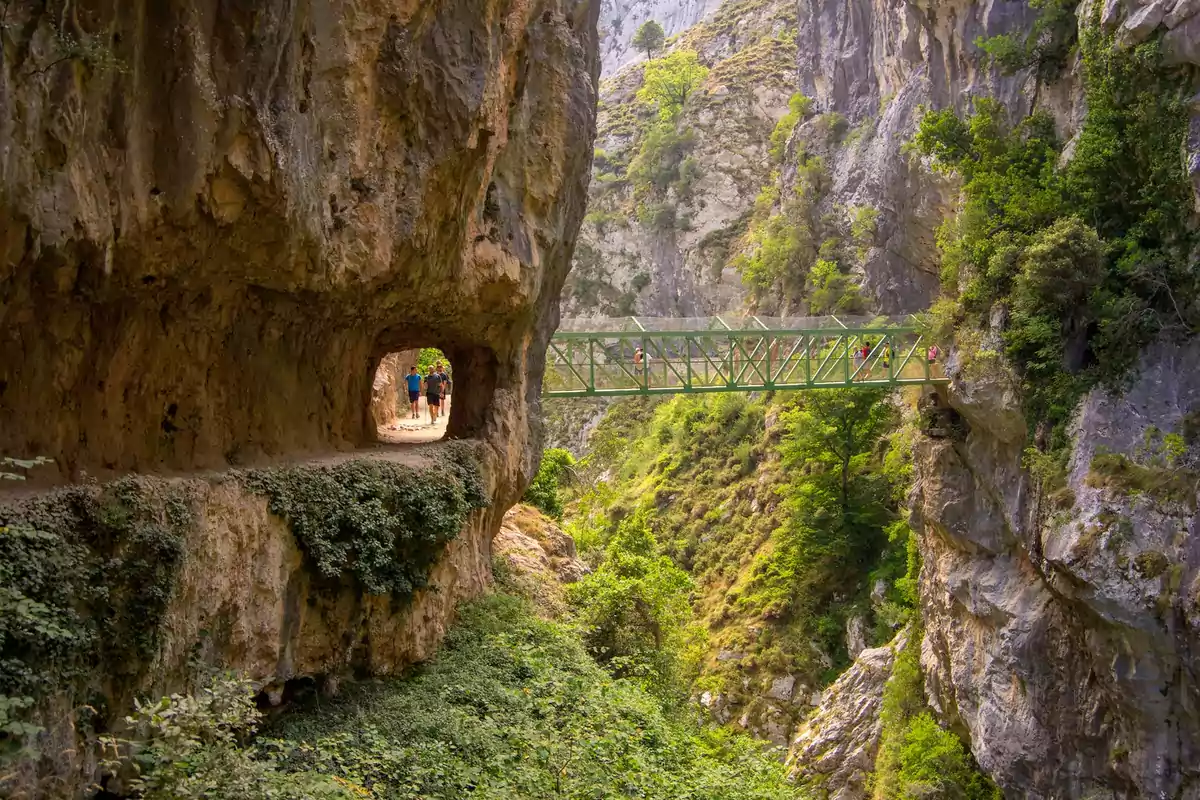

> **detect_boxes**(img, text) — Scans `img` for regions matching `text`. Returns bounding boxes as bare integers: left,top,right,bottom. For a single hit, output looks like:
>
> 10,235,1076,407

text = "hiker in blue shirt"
404,366,422,419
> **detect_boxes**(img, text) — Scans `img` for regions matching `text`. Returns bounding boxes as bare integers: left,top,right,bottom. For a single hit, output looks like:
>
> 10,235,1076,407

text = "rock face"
910,338,1200,798
564,0,798,318
787,631,907,800
0,0,600,501
0,3,600,794
370,350,420,432
494,503,588,615
598,0,725,75
572,0,1200,321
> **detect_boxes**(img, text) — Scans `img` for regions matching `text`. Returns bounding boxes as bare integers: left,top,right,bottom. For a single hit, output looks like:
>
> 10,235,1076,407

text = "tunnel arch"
364,334,499,444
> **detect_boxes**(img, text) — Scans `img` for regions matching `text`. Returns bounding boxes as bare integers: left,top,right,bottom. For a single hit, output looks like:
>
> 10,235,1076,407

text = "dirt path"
376,395,452,445
0,398,460,500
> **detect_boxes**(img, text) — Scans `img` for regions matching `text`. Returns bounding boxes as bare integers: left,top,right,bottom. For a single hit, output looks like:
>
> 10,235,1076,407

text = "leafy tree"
768,93,813,161
976,0,1078,78
523,448,575,518
742,390,903,675
567,509,698,698
632,19,665,60
637,49,708,120
416,347,449,376
1007,216,1105,375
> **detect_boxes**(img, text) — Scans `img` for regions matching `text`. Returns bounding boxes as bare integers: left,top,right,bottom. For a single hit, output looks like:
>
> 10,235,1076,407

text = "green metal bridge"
543,315,948,397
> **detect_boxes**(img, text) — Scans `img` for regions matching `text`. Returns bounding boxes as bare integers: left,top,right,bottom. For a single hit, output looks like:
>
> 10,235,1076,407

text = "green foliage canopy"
914,26,1199,447
632,19,666,59
522,448,575,518
637,49,709,120
742,389,912,678
567,509,699,698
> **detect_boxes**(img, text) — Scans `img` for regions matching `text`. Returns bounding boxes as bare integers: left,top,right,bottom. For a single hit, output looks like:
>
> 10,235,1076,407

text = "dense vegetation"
560,389,918,713
916,22,1199,455
106,594,799,799
239,444,487,597
870,629,1000,800
1,478,191,777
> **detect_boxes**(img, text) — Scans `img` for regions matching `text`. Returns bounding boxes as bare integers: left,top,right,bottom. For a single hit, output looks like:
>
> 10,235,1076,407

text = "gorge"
2,0,1200,798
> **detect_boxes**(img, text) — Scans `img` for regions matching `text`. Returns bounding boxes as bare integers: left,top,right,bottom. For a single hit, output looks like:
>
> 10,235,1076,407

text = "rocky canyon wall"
0,2,600,795
0,0,599,501
908,335,1200,799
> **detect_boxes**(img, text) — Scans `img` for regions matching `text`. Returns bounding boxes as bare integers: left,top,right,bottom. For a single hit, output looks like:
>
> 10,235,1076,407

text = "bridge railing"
543,323,947,397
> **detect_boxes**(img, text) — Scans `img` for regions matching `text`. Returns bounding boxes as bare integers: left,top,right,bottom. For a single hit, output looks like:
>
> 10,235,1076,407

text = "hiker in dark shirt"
405,366,422,419
423,367,444,425
435,361,451,413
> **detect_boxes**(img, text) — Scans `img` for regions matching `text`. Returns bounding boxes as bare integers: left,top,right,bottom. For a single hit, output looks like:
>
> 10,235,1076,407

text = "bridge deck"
544,315,947,397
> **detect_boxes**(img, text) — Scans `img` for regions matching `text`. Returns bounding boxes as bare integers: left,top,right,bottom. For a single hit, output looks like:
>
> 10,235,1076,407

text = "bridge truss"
544,315,947,397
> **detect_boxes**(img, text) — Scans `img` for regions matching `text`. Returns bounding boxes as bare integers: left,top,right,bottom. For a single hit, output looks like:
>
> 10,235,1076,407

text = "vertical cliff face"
0,0,599,502
565,0,798,318
910,337,1200,798
0,3,600,794
598,0,726,74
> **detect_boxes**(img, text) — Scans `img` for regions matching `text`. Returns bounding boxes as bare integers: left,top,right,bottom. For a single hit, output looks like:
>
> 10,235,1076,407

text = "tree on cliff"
636,49,708,120
632,20,665,60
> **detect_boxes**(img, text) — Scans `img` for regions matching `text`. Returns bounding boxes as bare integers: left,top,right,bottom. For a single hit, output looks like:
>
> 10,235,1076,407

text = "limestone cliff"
598,0,725,75
0,2,599,796
563,0,798,317
907,337,1200,799
0,0,599,501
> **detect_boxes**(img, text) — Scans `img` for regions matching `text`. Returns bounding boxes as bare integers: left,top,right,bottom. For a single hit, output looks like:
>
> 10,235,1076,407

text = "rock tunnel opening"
367,341,497,445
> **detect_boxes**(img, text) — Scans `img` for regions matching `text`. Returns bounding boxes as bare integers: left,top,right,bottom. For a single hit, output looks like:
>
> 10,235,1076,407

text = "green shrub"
768,93,813,161
240,446,487,597
895,713,1001,799
523,448,575,519
806,258,863,314
100,675,356,799
870,628,1000,799
629,123,698,202
567,509,699,698
976,0,1078,78
814,111,849,144
268,593,795,799
0,478,192,771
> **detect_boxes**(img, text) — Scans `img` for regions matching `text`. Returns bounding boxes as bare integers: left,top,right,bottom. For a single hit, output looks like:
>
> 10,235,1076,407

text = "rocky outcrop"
787,631,908,800
0,0,599,503
910,338,1200,798
598,0,725,75
494,503,588,615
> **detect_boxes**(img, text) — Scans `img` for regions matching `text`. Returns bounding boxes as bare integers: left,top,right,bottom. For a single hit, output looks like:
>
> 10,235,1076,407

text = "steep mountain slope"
564,0,799,317
598,0,726,74
562,0,1200,797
